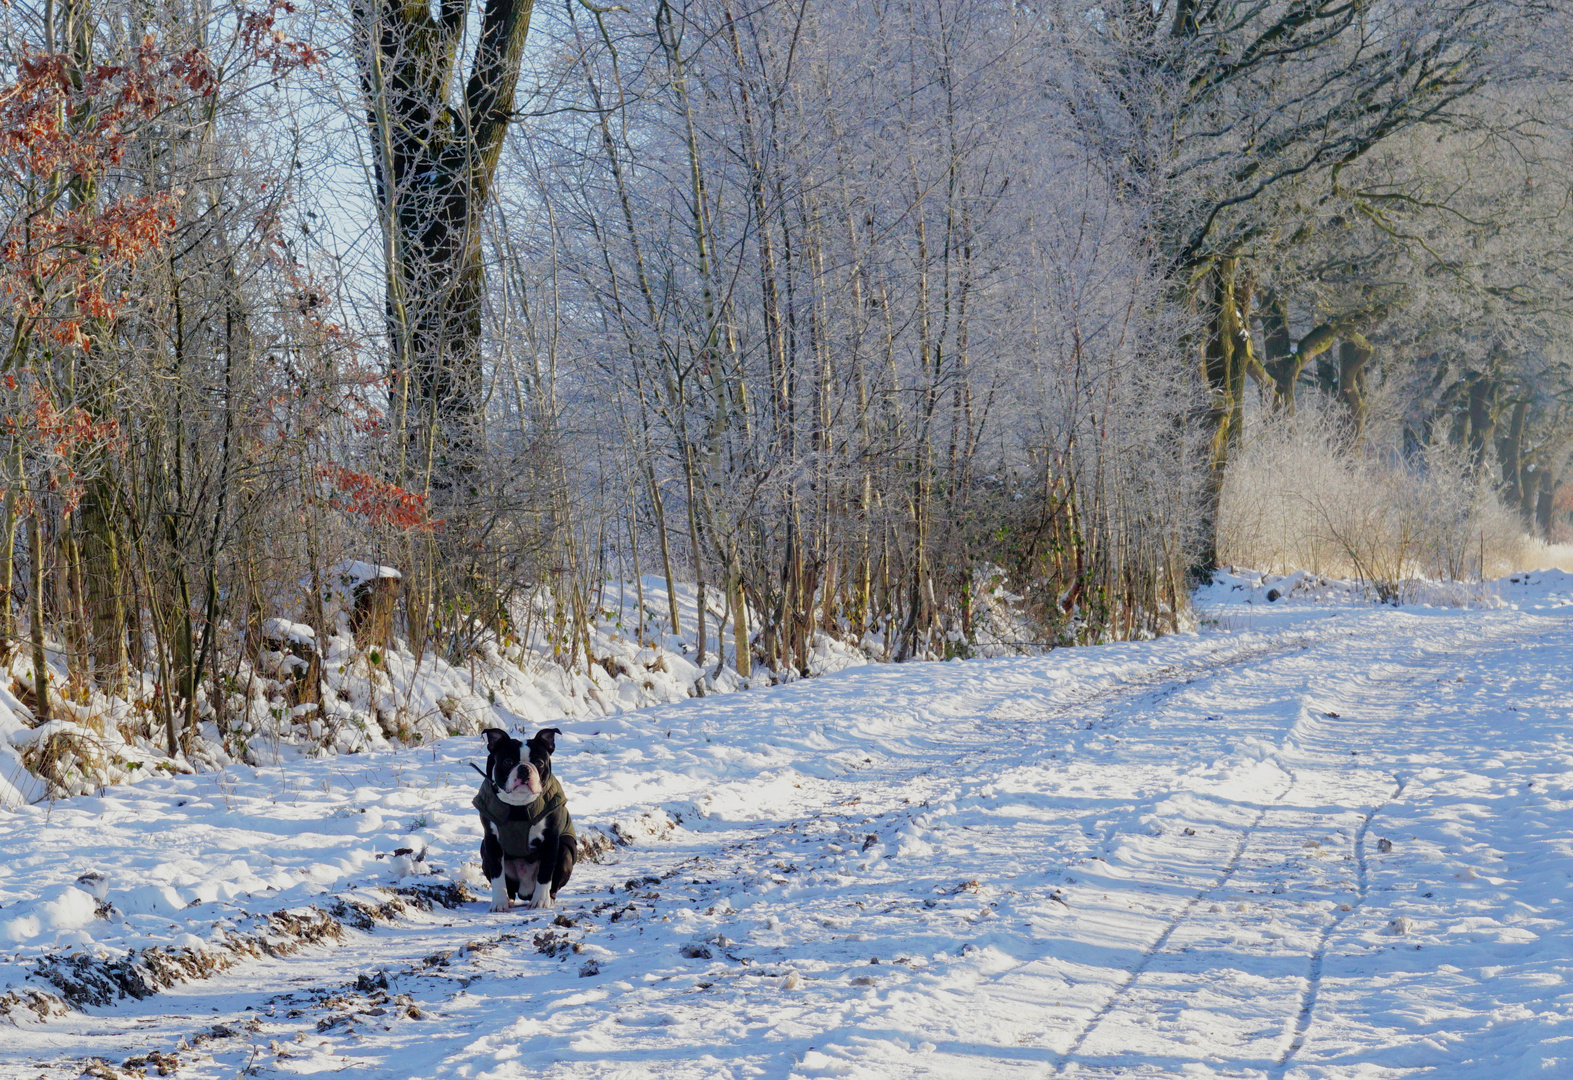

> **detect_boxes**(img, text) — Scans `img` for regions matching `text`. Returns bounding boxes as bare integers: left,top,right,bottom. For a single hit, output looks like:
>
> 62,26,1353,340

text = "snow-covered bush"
1218,398,1532,590
0,575,879,808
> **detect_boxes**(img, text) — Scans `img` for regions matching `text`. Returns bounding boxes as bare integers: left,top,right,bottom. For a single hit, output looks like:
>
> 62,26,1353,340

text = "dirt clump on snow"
2,886,474,1023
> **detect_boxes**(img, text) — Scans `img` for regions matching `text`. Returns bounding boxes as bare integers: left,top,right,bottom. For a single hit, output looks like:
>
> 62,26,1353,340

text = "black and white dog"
472,727,576,912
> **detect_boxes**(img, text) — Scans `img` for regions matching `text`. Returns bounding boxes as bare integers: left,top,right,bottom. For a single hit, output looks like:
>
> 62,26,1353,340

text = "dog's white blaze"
488,876,510,913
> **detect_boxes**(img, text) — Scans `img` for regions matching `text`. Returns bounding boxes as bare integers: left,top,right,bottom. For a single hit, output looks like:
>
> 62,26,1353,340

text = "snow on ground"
3,584,1573,1077
0,575,877,810
1199,564,1573,612
0,564,1042,811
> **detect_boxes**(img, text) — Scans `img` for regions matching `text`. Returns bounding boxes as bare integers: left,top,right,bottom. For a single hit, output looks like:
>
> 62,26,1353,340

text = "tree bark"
1499,399,1528,510
0,483,14,665
1466,374,1497,468
78,481,127,697
27,508,49,723
1537,472,1556,538
1337,336,1374,436
1521,466,1543,531
358,0,537,487
1259,292,1300,408
1192,257,1259,578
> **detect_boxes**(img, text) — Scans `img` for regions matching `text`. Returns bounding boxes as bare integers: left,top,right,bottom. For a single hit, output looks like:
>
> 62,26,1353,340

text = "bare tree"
355,0,538,489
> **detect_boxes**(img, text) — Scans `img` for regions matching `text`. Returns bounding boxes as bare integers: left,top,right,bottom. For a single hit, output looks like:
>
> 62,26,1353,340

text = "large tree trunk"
1499,399,1528,511
1521,466,1543,532
1466,374,1498,469
1259,292,1300,408
1193,257,1257,579
358,0,536,489
1337,336,1374,436
1537,473,1557,538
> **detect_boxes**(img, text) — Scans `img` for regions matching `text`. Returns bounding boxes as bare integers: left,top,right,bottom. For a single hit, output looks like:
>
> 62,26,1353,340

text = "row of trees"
0,0,1569,752
0,0,383,747
484,0,1202,670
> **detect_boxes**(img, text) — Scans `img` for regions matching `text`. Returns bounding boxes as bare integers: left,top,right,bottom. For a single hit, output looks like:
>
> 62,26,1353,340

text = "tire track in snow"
1045,772,1300,1076
1266,663,1448,1077
1042,624,1514,1078
805,628,1342,1078
1273,770,1408,1077
1261,639,1511,1075
1034,636,1372,1077
996,634,1320,732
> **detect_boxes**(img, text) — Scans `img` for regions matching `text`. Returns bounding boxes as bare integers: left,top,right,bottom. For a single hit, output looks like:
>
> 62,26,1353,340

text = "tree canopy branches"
0,0,1566,764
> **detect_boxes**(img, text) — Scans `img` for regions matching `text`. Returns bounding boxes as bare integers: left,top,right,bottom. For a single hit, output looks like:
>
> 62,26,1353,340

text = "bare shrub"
1219,397,1533,594
1217,401,1349,576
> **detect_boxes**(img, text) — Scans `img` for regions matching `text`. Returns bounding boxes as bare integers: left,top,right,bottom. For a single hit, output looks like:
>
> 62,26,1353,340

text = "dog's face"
482,727,562,806
483,729,539,806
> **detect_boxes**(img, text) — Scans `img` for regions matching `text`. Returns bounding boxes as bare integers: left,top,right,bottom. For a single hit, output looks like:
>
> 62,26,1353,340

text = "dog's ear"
529,727,562,755
482,728,511,751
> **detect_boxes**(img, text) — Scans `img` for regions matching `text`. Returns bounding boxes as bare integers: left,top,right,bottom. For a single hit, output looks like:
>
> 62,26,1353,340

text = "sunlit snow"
3,576,1572,1077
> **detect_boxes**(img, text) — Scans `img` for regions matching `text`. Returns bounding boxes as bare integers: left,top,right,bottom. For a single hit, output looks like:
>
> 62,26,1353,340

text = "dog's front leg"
481,823,511,913
525,837,557,909
526,878,554,909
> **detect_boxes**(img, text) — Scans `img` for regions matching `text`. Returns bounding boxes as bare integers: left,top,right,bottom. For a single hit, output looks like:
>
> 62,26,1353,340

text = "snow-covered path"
4,599,1572,1078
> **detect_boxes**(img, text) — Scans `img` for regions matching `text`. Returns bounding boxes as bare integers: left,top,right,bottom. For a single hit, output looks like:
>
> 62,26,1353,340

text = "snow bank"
260,618,317,646
0,564,1067,810
0,690,47,811
1197,566,1573,612
0,576,887,809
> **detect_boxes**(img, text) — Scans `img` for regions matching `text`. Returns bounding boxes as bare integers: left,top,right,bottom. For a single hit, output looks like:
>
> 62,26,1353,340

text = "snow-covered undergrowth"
1201,565,1573,613
1218,400,1540,583
0,574,804,809
2,569,1042,811
4,592,1573,1077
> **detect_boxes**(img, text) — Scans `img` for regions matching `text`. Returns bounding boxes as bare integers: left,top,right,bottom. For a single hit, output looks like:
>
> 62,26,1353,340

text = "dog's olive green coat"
472,778,575,859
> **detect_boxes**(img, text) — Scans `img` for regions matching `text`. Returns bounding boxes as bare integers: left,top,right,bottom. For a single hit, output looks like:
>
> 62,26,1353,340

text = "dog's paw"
488,877,512,913
526,882,554,909
488,900,512,913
